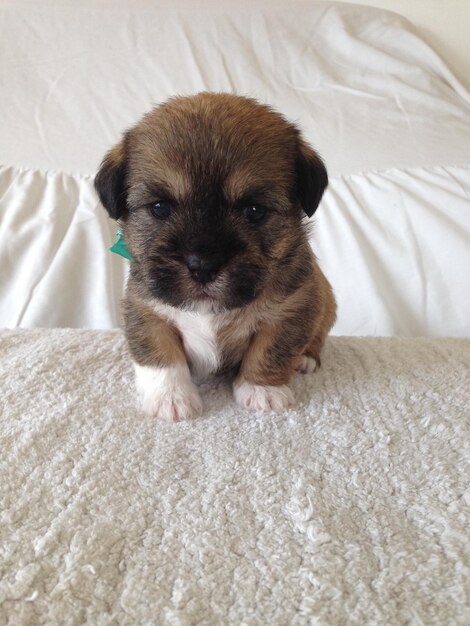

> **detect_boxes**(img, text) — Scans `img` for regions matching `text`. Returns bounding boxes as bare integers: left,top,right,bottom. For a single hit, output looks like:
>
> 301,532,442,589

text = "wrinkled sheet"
1,0,469,335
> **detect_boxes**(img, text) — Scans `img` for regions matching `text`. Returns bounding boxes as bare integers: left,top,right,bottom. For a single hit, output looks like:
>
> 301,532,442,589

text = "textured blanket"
1,330,469,625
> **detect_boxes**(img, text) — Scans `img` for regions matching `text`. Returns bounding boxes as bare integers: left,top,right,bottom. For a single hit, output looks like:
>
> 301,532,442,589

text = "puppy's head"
95,93,327,311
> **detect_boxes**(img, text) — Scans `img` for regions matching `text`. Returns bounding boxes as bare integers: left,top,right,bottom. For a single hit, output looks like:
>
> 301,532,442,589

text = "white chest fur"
153,303,220,380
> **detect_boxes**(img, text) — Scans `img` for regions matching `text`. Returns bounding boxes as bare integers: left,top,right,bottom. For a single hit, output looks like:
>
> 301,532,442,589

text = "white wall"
326,0,470,88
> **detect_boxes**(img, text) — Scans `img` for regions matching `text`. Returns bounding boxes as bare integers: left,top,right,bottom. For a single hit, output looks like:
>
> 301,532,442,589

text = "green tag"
110,229,135,261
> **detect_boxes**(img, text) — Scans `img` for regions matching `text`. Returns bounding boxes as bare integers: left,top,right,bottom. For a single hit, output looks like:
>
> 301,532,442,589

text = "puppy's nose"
185,254,222,284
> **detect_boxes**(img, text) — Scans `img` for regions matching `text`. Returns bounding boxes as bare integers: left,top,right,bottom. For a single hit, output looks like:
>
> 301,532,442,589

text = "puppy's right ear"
94,138,129,220
295,140,328,218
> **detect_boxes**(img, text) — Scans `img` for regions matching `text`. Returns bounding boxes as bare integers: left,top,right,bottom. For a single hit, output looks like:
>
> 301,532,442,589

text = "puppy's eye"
243,205,267,223
150,200,173,219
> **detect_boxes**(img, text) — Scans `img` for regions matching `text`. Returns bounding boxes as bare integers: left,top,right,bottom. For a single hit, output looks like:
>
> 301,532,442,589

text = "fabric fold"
1,163,468,335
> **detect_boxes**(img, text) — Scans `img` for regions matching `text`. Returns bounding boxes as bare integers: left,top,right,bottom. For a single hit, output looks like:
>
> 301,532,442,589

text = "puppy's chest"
176,312,219,379
164,309,247,381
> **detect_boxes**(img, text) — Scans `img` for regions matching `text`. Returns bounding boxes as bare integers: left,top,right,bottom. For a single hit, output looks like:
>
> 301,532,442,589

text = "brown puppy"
95,93,336,420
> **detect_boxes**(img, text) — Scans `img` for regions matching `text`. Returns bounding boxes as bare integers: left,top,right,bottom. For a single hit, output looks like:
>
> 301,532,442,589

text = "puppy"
95,92,336,420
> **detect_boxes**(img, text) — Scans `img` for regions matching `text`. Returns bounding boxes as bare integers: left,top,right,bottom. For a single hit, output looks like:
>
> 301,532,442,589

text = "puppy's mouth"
194,270,265,313
146,250,267,311
190,272,228,297
186,273,233,311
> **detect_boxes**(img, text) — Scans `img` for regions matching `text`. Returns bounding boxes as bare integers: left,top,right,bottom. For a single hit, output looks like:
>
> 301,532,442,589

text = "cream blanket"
1,330,469,625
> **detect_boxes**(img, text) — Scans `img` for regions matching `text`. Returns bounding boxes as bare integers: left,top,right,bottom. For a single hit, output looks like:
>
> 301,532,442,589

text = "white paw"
141,386,202,421
134,363,202,421
295,355,317,374
233,380,294,412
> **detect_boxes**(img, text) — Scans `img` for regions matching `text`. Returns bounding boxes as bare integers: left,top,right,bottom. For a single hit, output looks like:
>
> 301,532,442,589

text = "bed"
1,0,469,336
1,1,469,624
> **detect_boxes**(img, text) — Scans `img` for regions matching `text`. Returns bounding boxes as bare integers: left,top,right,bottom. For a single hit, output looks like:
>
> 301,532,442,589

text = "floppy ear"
94,138,129,220
296,140,328,217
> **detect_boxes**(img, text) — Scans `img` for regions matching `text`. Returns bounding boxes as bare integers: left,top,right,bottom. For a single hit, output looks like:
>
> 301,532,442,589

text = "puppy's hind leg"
298,281,337,373
294,351,319,374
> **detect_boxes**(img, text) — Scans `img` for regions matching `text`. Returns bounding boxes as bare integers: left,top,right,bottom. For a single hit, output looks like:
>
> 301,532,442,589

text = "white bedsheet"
1,0,469,335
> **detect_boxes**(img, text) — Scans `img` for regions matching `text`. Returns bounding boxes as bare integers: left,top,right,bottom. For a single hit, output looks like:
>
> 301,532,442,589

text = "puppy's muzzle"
185,253,223,285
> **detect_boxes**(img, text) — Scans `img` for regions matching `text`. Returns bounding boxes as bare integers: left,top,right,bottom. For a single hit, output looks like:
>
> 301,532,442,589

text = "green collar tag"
110,229,135,261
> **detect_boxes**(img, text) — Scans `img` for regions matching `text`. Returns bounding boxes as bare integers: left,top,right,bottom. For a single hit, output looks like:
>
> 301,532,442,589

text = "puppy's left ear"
94,138,129,221
295,140,328,217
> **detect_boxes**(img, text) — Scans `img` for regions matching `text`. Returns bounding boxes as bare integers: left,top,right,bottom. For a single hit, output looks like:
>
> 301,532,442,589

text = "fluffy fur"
95,92,336,420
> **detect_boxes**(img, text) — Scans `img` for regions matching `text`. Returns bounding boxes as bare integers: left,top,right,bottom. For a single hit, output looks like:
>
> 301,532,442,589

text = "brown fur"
95,92,336,410
123,290,186,367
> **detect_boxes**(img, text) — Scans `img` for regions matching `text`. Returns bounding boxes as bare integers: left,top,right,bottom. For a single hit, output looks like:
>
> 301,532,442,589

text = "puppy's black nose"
185,254,222,284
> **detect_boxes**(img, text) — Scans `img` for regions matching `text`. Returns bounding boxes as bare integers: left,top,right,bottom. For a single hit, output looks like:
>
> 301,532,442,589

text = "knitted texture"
1,330,469,625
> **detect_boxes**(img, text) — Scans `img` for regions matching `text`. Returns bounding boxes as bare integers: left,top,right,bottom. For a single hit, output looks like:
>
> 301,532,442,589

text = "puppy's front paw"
141,386,202,422
233,380,294,412
134,363,202,421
